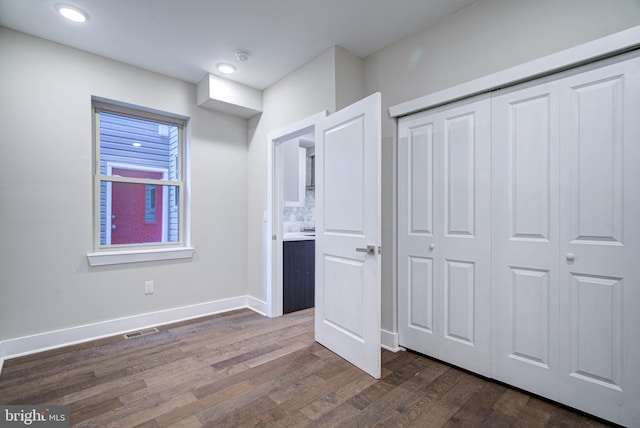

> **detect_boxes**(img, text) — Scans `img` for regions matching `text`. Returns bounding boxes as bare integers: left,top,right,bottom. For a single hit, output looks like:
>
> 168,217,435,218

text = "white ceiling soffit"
0,0,477,90
197,73,263,118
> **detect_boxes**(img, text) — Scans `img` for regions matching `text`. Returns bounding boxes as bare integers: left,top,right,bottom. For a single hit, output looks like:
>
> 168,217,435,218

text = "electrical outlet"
144,280,154,295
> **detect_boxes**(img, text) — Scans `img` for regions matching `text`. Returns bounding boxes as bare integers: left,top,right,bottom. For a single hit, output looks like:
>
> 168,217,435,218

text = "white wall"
335,46,364,111
366,0,640,137
0,28,249,343
362,0,640,333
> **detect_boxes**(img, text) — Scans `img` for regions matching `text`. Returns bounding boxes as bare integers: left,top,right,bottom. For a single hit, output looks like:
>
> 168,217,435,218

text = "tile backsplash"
283,188,315,233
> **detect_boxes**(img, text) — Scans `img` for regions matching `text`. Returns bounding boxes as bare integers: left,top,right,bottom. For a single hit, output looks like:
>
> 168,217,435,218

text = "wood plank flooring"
0,309,611,427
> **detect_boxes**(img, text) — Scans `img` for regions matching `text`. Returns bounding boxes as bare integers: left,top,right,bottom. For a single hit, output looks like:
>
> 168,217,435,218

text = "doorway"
266,112,326,318
265,92,382,379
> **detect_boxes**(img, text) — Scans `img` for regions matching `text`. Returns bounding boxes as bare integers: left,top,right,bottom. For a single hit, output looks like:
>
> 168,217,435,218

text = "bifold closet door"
492,53,640,426
556,54,640,426
398,95,491,376
491,78,562,400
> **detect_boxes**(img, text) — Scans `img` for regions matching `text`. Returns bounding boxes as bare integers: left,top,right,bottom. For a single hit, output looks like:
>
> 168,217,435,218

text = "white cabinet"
282,139,306,205
398,52,640,426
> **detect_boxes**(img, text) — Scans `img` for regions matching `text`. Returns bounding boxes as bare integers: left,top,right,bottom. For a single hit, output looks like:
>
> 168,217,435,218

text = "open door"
314,93,381,378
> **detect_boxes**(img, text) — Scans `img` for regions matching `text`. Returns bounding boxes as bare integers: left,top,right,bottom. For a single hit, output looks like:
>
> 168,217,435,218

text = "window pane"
145,184,156,223
100,182,179,245
99,112,180,181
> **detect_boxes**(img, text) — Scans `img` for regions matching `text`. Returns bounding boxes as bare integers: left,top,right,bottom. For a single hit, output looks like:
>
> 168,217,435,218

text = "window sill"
87,247,195,266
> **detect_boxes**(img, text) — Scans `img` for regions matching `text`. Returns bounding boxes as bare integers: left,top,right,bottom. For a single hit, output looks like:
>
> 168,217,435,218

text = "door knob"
356,245,376,256
112,224,117,230
566,253,575,262
429,243,435,250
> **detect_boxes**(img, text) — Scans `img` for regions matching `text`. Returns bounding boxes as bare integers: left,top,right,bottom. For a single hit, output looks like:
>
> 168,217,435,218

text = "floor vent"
123,327,159,340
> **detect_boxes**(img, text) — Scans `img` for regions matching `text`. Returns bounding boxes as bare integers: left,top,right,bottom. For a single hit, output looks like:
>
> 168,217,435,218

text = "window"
88,100,192,265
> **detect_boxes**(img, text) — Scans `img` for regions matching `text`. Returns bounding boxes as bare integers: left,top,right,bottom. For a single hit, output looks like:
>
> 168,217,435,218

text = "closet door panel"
567,75,623,244
558,54,640,427
438,99,491,376
408,256,434,332
399,95,491,377
398,115,438,356
444,113,475,236
509,96,553,240
442,111,478,346
443,259,475,345
491,80,561,399
509,267,551,366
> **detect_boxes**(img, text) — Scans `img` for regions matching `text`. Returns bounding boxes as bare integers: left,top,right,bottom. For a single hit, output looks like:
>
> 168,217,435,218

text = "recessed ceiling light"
56,4,88,23
132,142,142,147
217,63,236,74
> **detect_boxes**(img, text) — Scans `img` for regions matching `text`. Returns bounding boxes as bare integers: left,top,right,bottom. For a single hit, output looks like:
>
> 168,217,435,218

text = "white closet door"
557,54,640,427
398,112,438,356
398,95,492,376
491,79,562,399
492,53,640,426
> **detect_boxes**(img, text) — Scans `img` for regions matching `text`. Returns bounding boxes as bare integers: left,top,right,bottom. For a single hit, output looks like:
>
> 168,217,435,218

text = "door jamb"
266,111,327,317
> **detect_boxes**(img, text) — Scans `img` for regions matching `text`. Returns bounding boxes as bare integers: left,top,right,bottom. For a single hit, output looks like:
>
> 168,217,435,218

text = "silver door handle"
356,245,376,256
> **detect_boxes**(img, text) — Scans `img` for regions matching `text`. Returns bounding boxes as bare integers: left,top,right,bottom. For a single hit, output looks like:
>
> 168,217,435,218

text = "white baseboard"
245,296,268,316
381,328,402,352
0,295,253,370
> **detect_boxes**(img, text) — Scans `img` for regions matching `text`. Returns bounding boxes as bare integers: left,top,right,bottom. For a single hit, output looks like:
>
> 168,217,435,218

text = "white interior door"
315,92,381,378
398,95,492,376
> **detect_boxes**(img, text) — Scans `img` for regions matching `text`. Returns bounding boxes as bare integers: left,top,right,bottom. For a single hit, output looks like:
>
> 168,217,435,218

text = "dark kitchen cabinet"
283,239,315,314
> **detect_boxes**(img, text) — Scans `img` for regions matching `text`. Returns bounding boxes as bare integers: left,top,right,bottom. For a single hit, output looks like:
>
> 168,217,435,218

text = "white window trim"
87,246,195,266
89,99,192,266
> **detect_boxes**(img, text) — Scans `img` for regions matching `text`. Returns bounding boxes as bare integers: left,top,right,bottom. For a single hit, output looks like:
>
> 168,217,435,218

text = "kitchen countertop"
283,233,316,241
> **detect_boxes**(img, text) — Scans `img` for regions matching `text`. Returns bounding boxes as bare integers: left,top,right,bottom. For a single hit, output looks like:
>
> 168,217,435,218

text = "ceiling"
0,0,477,90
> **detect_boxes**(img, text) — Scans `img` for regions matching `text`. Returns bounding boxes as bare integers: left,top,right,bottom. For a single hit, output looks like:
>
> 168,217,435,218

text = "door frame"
266,111,327,317
105,162,169,245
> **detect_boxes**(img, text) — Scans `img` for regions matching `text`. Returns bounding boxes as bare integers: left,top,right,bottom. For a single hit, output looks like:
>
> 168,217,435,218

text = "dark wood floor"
0,309,610,427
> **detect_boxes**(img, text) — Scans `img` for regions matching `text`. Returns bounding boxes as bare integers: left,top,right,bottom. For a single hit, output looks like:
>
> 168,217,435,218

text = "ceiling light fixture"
217,63,236,74
56,4,88,23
